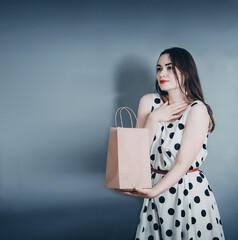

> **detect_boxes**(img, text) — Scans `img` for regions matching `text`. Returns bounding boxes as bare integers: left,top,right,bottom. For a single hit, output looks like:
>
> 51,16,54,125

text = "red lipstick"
160,80,169,84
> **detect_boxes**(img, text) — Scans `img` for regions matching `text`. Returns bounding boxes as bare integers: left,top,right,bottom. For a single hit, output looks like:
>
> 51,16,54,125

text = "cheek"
169,74,178,85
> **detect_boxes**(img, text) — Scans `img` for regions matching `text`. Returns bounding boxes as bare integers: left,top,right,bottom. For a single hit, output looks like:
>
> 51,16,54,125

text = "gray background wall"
0,0,237,239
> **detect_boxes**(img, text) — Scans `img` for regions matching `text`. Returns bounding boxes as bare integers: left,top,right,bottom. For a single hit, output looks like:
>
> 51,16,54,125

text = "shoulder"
189,101,209,117
186,101,210,127
139,93,153,106
139,92,160,105
189,101,208,114
138,93,156,114
140,93,153,101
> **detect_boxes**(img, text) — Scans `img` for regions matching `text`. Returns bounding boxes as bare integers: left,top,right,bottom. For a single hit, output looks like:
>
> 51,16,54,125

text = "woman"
115,47,225,239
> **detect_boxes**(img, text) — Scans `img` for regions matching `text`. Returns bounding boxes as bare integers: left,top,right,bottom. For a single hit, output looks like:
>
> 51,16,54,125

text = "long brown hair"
155,47,215,132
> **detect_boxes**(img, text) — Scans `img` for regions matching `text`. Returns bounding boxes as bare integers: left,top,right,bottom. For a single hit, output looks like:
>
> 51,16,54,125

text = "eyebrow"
156,62,172,67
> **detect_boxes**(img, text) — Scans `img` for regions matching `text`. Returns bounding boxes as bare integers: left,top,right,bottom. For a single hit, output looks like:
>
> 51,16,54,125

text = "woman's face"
156,53,184,92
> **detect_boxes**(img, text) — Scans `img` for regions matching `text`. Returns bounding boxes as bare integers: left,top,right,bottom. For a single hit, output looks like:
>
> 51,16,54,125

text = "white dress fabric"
135,92,225,240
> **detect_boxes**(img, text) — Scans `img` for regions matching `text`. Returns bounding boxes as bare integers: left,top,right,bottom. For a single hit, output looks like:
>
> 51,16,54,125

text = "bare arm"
135,94,159,149
152,103,210,196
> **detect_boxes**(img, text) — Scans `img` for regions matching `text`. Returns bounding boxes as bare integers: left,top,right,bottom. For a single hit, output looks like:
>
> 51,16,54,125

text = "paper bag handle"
114,106,140,128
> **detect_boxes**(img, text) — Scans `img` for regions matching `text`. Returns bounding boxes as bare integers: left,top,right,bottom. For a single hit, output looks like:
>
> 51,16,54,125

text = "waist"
151,167,199,174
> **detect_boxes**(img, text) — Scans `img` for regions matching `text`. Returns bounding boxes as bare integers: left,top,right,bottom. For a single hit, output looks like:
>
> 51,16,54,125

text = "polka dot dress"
135,92,225,240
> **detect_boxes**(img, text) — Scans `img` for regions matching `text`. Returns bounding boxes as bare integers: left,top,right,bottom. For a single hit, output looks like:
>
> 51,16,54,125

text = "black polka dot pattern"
159,196,165,203
186,223,190,230
175,220,180,227
166,151,172,157
194,196,200,203
178,178,183,184
197,176,203,183
152,203,156,210
169,132,175,139
205,189,210,196
143,206,147,212
169,187,176,194
207,223,213,230
167,123,173,128
199,172,205,178
178,123,184,130
135,94,225,240
168,208,175,215
191,102,198,107
166,229,173,237
191,217,196,224
158,146,162,154
154,98,160,104
174,143,180,150
201,209,206,217
181,210,185,217
147,215,153,222
153,223,159,230
183,189,188,196
189,165,194,170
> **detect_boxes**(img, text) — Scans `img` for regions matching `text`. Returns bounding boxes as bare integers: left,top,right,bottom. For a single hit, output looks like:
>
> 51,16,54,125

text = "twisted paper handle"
114,106,140,128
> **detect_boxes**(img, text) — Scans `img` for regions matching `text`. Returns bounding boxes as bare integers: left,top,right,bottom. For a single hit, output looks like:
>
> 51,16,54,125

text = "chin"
160,87,169,91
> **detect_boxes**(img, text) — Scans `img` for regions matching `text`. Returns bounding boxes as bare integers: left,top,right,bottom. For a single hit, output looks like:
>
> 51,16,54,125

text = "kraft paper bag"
105,106,152,191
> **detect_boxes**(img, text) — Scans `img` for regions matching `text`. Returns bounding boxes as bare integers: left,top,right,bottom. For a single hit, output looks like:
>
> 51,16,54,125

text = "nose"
159,68,166,78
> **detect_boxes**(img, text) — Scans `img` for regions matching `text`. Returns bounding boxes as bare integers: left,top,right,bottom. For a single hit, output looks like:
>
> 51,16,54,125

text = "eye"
167,66,174,70
156,68,162,72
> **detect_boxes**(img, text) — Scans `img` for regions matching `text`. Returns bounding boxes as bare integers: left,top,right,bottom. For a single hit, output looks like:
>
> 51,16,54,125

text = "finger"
121,191,142,197
161,101,168,107
134,188,148,194
171,104,188,113
170,114,181,120
117,190,133,195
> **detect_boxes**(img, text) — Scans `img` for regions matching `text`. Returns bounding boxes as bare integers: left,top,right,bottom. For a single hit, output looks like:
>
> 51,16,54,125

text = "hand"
114,187,157,199
150,101,188,122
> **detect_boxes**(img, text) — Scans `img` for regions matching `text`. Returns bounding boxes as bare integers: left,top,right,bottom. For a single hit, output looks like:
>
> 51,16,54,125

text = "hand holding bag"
105,106,152,191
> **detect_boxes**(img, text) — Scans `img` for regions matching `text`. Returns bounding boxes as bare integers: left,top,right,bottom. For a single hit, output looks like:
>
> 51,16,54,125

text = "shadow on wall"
114,55,155,123
93,55,155,174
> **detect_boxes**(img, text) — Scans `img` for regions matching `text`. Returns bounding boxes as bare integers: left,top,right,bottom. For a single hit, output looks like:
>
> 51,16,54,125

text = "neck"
167,89,187,104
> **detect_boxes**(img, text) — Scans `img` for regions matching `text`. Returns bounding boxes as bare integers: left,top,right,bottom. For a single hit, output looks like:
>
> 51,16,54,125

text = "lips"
160,80,169,84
